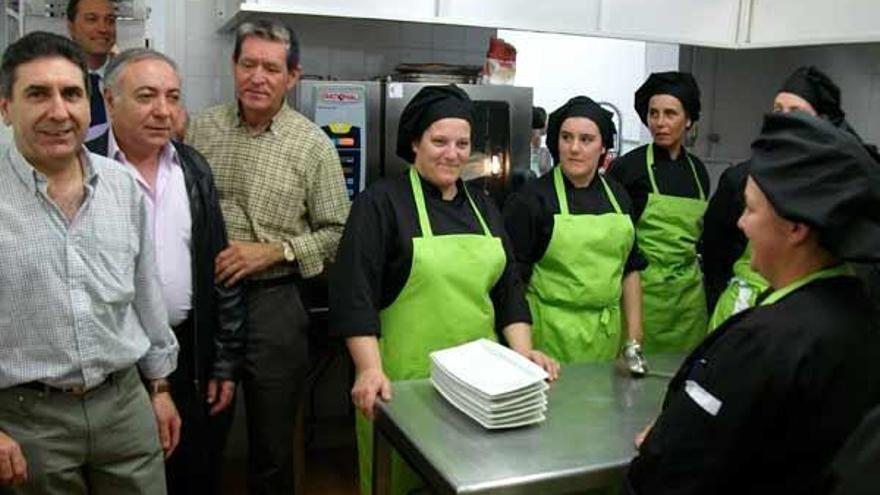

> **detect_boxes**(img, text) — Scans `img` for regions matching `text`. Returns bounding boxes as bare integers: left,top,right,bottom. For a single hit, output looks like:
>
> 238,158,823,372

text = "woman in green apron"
702,66,871,330
329,85,559,495
609,72,710,354
503,96,648,373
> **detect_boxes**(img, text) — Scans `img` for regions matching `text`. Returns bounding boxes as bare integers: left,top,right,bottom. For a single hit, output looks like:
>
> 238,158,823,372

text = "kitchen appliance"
293,80,533,204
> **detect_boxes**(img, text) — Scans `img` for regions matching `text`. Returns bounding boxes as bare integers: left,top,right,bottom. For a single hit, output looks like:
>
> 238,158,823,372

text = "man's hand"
151,392,182,458
351,368,392,421
215,241,284,287
206,379,235,416
0,430,27,486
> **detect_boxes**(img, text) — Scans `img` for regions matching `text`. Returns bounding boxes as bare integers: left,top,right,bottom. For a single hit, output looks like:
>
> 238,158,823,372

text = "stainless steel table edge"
374,402,459,495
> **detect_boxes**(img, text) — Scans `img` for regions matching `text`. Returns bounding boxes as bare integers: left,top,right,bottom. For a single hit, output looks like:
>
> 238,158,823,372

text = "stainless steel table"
372,353,685,495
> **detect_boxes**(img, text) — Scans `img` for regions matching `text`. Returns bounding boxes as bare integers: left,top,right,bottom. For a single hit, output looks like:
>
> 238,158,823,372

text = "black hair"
0,31,89,99
66,0,116,22
532,106,547,130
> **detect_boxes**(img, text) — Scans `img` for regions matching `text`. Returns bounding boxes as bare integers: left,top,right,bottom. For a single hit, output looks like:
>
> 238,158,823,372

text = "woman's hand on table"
351,367,392,421
523,350,560,381
634,419,655,449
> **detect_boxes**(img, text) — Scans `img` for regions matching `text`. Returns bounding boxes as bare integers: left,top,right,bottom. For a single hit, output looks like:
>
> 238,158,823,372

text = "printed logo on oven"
321,90,360,103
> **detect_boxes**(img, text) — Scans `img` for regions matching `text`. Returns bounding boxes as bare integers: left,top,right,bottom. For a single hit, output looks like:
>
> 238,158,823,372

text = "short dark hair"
233,19,300,71
0,31,89,99
532,106,547,130
66,0,116,21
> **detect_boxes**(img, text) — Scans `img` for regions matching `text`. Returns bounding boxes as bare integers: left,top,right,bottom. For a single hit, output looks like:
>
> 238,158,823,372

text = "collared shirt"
186,102,350,279
609,144,711,221
328,173,531,338
0,145,178,389
108,129,193,326
86,59,110,142
502,169,648,284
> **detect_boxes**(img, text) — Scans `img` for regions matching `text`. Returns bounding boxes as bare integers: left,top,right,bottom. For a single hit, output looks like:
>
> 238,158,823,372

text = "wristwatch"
282,241,295,263
149,378,171,396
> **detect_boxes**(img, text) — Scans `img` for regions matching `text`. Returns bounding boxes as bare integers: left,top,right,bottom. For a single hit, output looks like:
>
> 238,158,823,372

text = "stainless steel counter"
372,353,685,495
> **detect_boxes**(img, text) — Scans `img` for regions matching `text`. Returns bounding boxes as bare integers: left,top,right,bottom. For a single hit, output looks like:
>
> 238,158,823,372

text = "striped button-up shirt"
0,145,178,389
186,102,349,279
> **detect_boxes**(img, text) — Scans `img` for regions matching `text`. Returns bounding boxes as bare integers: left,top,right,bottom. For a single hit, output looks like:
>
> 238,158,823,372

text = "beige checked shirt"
187,102,350,279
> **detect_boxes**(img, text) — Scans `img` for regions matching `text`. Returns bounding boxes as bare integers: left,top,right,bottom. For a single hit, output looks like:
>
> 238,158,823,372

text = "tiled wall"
681,43,880,185
165,2,495,113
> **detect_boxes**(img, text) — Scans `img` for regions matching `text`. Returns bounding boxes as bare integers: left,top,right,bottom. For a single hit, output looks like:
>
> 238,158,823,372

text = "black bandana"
750,112,880,261
396,85,474,163
779,66,844,125
546,96,616,165
634,71,701,126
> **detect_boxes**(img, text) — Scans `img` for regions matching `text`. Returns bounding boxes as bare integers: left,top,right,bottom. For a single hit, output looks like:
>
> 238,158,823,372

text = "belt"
17,370,121,397
246,273,300,289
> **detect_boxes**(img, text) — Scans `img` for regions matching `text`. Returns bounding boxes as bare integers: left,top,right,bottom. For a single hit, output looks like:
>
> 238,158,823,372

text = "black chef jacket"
502,169,648,284
328,172,531,338
608,144,711,221
830,404,880,495
700,160,750,311
626,274,880,495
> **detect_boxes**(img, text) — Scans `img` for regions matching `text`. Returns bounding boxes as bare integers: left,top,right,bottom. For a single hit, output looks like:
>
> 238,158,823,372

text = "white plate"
432,379,547,430
429,339,549,399
432,369,547,414
432,379,547,421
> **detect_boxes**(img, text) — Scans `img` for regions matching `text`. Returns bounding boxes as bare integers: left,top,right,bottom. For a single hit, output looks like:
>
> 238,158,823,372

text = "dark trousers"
165,322,235,495
243,281,310,495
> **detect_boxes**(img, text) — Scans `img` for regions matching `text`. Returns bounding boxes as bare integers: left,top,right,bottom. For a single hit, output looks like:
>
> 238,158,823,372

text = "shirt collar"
418,173,466,203
89,58,110,78
7,143,98,193
232,100,293,136
108,126,180,173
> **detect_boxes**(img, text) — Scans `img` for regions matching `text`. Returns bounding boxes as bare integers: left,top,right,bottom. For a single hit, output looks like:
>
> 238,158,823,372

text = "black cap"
779,66,844,125
546,96,616,165
750,112,880,261
634,71,701,126
396,85,474,163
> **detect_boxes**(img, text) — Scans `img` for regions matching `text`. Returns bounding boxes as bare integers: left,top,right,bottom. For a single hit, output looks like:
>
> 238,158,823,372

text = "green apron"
526,166,635,364
356,167,507,495
708,244,770,330
637,144,708,354
759,264,853,306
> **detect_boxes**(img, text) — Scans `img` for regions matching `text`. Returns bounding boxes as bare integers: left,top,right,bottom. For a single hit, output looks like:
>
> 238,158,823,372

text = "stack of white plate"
429,339,549,429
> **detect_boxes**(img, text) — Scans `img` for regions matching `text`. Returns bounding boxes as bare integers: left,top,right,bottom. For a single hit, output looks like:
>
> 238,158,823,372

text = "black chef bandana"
779,66,845,126
546,96,617,165
750,112,880,261
396,85,475,163
634,71,701,126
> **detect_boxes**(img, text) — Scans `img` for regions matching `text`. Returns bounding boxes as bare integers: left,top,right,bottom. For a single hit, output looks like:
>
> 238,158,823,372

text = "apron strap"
554,167,623,216
552,166,570,216
645,143,705,200
759,264,854,306
599,176,624,214
409,167,492,238
410,167,435,238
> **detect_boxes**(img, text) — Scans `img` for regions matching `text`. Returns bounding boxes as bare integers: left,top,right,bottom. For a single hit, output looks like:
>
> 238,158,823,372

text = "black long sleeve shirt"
700,160,750,311
627,275,880,495
329,172,530,338
502,170,648,284
608,144,711,222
